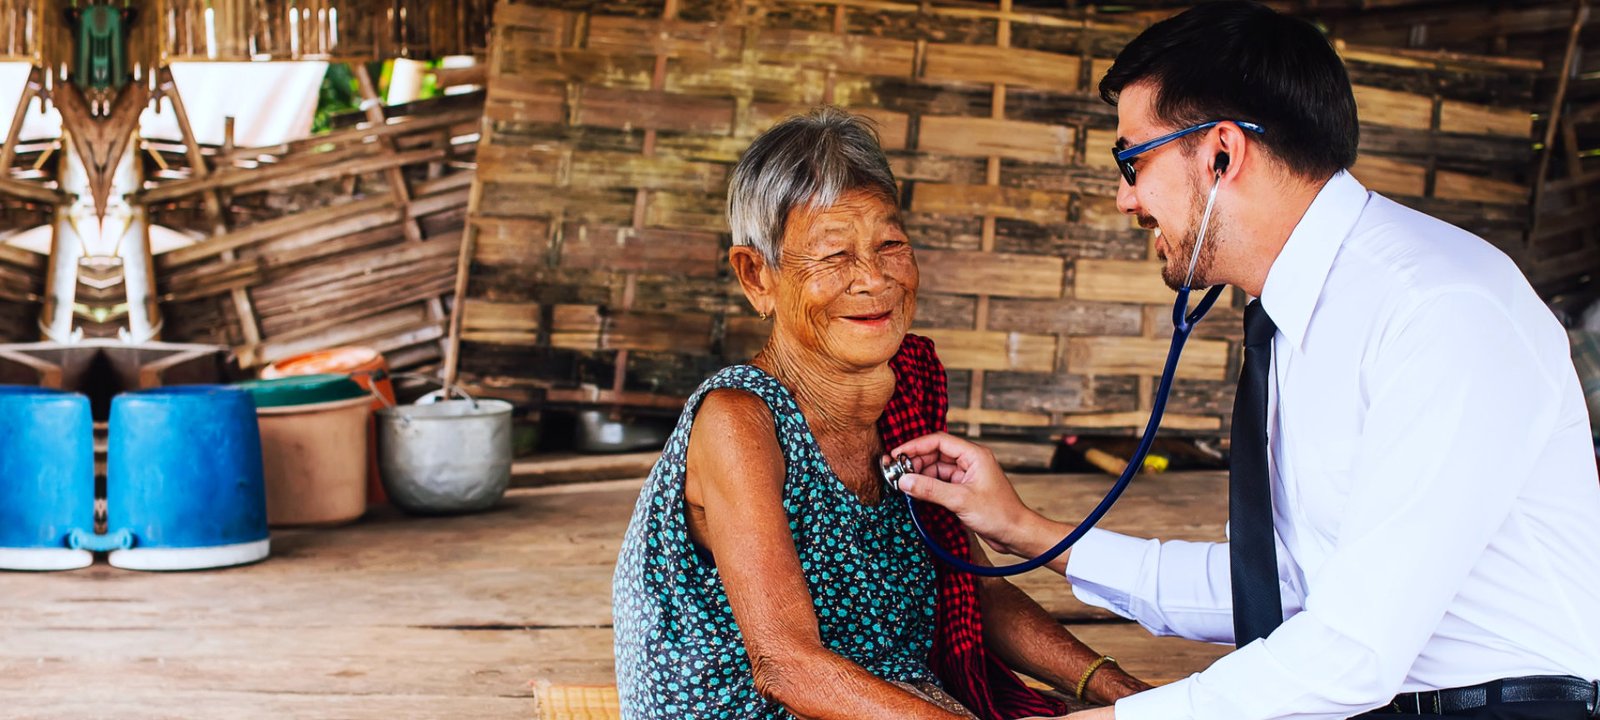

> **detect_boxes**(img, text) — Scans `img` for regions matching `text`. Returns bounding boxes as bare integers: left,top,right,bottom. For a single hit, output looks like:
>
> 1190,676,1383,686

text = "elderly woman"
613,108,1148,719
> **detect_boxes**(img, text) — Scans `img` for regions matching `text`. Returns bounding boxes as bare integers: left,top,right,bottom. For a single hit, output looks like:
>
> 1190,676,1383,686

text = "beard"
1153,174,1224,291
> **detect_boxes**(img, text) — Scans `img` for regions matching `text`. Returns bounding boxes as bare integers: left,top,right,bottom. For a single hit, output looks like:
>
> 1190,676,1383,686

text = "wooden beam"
225,147,444,198
0,243,45,272
138,144,382,202
0,176,64,204
0,66,41,173
159,65,263,348
256,108,483,156
158,196,399,269
511,452,662,488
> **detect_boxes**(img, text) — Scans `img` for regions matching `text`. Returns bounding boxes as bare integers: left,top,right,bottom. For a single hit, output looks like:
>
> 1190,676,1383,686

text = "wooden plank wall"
451,0,1551,438
148,93,484,371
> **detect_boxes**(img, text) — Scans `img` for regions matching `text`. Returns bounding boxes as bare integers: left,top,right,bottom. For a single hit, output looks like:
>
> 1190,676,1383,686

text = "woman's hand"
889,432,1057,559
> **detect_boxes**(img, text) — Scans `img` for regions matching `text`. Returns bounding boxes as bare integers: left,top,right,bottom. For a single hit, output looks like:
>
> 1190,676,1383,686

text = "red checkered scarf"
878,334,1069,720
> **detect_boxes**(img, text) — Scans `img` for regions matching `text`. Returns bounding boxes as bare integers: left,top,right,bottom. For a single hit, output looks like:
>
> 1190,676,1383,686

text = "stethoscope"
884,168,1229,577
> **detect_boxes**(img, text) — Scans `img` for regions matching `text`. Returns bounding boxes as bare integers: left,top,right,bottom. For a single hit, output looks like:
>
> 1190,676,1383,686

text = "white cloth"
0,62,324,148
1066,171,1600,720
140,63,326,147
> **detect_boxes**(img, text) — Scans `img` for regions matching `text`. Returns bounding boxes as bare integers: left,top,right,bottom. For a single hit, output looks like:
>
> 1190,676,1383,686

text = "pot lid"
234,374,366,408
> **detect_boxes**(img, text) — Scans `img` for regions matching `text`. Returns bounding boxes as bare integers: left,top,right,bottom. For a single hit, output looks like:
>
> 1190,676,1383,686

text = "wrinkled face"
1114,83,1225,291
773,189,919,369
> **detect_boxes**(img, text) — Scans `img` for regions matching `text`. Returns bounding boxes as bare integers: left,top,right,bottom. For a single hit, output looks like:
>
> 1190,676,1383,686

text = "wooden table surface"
0,471,1230,719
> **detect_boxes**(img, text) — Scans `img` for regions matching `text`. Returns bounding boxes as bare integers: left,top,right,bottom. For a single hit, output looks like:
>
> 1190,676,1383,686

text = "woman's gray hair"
727,107,900,266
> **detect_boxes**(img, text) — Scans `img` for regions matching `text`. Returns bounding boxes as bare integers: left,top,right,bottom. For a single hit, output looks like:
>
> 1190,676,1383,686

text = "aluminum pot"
376,384,513,515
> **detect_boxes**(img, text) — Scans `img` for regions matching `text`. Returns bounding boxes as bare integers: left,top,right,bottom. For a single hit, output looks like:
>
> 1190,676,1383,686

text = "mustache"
1137,216,1159,230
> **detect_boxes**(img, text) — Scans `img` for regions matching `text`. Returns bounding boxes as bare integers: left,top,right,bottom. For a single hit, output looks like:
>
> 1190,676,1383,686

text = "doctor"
892,2,1600,719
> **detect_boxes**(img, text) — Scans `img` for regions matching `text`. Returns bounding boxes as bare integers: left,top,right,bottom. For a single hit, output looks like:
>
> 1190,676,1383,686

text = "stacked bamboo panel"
447,0,1564,438
0,242,44,343
148,90,483,371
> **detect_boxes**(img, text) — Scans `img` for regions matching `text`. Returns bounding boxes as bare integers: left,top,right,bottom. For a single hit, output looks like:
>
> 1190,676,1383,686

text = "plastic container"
0,387,95,571
106,385,270,571
260,347,394,504
235,375,372,526
377,387,514,515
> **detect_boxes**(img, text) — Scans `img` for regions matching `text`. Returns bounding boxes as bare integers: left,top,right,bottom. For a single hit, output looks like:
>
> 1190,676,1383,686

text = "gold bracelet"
1074,655,1117,701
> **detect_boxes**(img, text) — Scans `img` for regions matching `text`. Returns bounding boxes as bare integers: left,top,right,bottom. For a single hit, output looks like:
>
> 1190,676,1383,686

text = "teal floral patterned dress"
612,364,941,718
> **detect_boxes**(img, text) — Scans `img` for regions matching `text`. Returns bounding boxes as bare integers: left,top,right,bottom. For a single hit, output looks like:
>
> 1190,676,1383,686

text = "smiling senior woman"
613,107,1147,719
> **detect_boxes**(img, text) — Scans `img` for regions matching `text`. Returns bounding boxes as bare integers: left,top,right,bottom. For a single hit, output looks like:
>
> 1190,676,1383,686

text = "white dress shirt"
1066,171,1600,720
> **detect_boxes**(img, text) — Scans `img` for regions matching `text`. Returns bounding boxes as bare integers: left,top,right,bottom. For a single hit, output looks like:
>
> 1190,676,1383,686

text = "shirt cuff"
1064,527,1156,620
1114,678,1194,720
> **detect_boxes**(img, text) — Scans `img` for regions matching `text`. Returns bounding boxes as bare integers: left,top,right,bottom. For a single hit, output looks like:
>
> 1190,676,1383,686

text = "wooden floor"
0,472,1231,719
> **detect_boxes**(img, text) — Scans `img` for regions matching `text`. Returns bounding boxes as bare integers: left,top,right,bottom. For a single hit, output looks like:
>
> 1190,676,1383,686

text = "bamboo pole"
1528,0,1590,244
441,3,508,388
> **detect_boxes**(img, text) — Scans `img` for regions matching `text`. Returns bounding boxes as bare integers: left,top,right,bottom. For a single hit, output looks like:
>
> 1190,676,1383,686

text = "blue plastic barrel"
0,386,95,571
106,385,270,571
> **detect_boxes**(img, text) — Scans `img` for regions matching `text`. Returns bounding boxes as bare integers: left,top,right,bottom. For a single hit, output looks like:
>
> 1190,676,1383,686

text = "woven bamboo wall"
1315,0,1600,317
449,0,1559,439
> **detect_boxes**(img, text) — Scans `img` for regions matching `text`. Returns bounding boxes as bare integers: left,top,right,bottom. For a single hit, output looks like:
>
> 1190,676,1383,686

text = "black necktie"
1230,299,1282,647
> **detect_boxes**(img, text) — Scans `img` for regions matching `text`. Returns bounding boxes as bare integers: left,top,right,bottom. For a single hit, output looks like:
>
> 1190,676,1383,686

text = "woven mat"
528,680,1087,718
531,683,620,720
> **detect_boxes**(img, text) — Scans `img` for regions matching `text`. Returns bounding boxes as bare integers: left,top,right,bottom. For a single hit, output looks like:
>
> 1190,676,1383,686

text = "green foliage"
311,63,361,134
311,59,449,134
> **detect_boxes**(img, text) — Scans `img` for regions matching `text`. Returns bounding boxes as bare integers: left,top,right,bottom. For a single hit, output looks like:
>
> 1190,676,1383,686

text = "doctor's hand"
1018,709,1114,720
890,433,1070,565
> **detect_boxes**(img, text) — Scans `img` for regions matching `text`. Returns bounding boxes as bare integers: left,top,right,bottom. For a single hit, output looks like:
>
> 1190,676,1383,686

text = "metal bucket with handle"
373,374,513,515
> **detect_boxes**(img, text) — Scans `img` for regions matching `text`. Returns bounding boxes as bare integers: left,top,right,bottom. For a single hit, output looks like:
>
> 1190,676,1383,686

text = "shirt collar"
1259,170,1370,349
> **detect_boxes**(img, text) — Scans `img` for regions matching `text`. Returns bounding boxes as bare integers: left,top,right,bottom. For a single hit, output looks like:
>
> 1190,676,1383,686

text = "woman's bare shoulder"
688,389,785,486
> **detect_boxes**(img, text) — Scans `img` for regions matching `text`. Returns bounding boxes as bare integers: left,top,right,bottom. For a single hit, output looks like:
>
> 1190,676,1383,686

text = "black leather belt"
1364,675,1599,716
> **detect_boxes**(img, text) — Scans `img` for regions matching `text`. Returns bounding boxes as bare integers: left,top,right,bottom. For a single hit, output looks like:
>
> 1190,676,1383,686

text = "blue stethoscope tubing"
903,171,1229,577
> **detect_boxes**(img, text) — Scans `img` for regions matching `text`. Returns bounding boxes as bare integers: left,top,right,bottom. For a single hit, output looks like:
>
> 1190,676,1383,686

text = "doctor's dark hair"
727,107,900,266
1099,1,1358,181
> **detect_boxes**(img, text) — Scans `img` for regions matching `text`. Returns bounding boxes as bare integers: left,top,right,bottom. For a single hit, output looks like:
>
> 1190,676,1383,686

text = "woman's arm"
970,539,1151,706
685,390,967,720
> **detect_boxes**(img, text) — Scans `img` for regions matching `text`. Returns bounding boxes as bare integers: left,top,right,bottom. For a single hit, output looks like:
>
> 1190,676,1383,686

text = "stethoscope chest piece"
880,454,914,490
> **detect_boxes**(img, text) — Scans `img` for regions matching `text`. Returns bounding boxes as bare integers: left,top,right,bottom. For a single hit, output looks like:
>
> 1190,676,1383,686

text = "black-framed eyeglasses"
1112,120,1266,186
